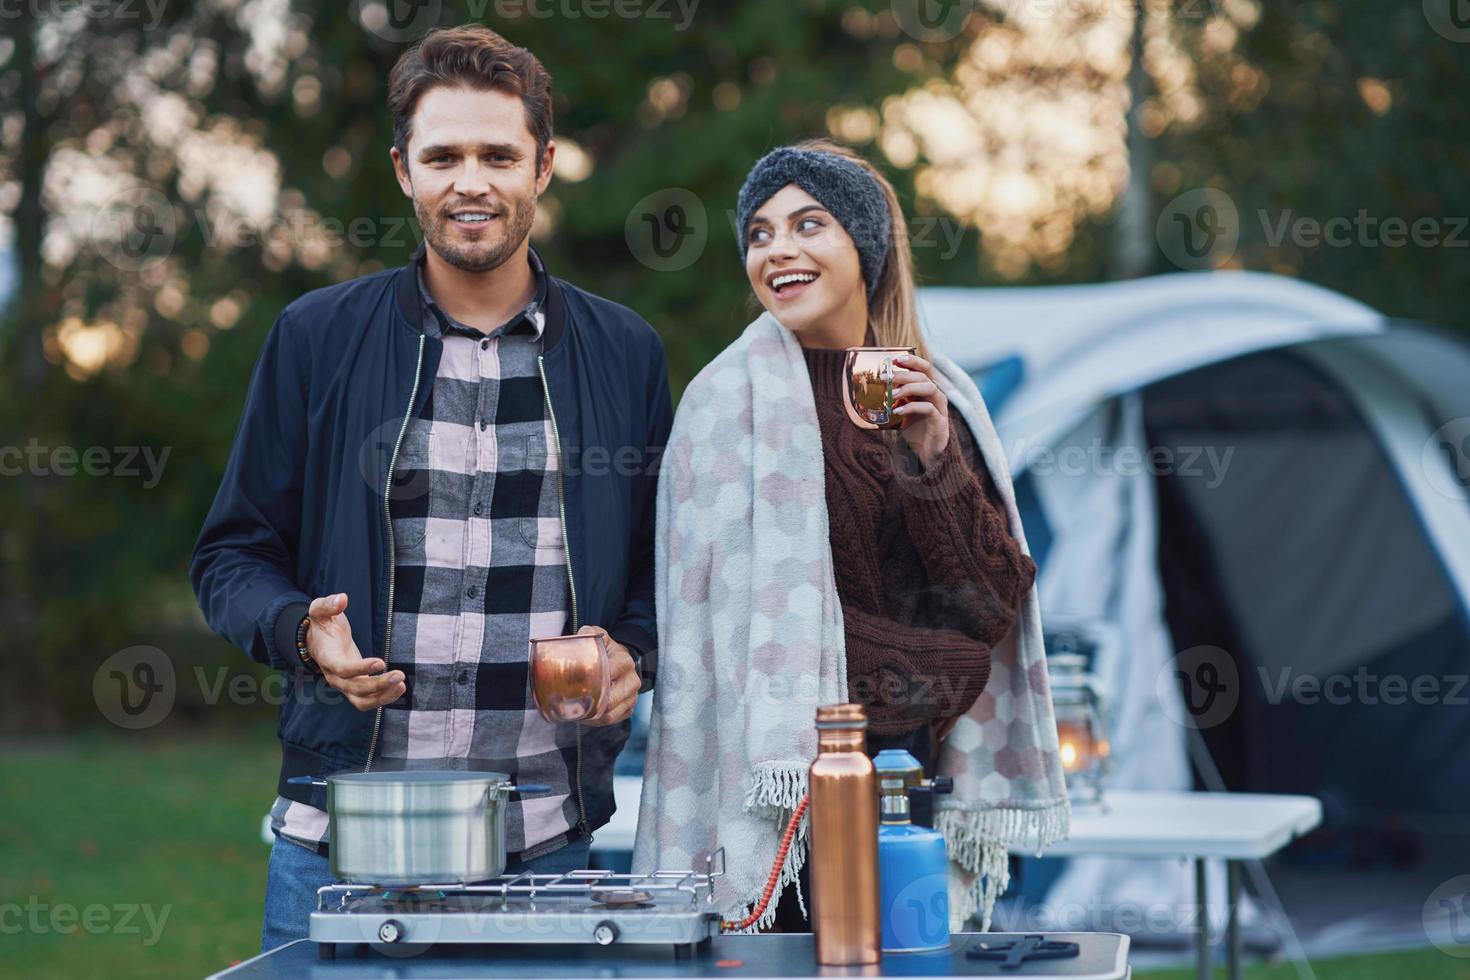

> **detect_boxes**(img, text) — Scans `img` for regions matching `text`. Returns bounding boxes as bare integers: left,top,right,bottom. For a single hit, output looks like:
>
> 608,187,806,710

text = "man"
190,25,671,951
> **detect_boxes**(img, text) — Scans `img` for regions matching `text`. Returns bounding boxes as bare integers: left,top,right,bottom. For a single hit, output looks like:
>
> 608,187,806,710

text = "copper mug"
842,346,916,430
529,631,611,723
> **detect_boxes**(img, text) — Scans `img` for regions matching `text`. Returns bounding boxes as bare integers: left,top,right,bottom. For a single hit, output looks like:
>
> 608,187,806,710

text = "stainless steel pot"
289,771,549,885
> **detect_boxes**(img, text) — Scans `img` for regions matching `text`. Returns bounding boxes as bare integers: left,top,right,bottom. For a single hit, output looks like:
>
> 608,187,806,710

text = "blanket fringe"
744,761,808,815
733,771,1069,935
936,800,1071,932
725,763,812,933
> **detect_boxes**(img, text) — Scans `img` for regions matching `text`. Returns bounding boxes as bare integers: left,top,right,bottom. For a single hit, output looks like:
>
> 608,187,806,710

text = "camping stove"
308,849,727,960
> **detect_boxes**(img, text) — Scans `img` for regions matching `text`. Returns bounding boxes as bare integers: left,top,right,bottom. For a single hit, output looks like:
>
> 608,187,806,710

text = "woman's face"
744,184,868,343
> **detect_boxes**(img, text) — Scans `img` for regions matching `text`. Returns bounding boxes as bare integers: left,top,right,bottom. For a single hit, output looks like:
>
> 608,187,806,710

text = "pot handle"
287,777,551,792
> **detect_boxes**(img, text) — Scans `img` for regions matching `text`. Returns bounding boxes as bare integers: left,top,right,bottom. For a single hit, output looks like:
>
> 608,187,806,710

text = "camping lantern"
1049,654,1111,805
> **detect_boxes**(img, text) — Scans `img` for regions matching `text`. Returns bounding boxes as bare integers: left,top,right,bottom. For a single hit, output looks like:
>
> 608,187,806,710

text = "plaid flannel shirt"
271,250,582,862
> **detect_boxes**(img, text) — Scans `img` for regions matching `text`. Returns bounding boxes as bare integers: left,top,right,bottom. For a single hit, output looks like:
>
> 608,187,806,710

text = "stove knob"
593,921,619,946
377,919,406,944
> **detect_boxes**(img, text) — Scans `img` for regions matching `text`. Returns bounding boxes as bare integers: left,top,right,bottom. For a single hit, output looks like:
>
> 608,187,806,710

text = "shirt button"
473,501,483,516
457,669,470,686
479,418,488,431
466,585,478,599
480,339,489,351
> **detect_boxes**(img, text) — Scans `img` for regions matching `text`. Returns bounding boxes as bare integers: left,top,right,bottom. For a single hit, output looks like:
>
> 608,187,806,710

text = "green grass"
1,725,280,979
3,728,1466,979
1137,947,1470,979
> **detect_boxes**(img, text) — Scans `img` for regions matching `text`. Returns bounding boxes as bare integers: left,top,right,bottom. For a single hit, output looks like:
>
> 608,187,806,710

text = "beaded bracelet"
296,616,323,675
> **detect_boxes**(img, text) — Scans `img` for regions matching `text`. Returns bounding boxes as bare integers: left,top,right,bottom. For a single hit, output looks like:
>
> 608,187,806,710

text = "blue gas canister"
873,749,951,953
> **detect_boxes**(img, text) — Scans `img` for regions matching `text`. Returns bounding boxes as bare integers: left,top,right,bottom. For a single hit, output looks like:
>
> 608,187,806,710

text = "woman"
632,140,1069,933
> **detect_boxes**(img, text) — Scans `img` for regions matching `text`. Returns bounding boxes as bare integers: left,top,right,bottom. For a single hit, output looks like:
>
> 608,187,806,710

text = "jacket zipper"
364,334,426,774
537,355,589,839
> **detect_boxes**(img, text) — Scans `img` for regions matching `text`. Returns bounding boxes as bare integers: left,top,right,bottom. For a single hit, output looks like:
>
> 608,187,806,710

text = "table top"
1010,790,1322,860
208,932,1131,980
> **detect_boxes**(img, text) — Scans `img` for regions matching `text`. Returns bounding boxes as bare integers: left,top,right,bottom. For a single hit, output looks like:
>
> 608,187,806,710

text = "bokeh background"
1,1,1467,977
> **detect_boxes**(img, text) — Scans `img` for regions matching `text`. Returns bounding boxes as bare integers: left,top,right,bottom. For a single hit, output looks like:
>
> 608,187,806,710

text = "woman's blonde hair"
792,137,929,360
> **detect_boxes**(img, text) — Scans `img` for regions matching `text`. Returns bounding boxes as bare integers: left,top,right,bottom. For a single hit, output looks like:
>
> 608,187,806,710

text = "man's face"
391,85,554,273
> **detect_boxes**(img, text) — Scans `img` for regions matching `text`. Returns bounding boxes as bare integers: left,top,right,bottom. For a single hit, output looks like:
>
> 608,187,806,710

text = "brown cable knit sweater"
802,346,1037,736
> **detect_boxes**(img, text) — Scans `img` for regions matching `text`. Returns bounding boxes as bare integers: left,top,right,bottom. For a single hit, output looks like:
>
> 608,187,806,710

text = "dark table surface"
207,933,1130,979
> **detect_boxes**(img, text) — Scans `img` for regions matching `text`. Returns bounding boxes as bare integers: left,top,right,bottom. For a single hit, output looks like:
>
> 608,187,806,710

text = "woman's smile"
766,268,821,302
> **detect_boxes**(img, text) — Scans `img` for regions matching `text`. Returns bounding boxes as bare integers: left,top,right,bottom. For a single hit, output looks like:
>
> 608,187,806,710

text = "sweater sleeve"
889,409,1036,642
841,605,992,735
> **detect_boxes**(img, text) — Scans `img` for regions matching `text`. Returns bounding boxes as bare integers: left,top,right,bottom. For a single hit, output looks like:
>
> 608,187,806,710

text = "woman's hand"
890,353,949,470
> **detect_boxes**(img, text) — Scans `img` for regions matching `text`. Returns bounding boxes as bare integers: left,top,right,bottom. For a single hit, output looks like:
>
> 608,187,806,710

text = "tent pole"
1195,858,1211,980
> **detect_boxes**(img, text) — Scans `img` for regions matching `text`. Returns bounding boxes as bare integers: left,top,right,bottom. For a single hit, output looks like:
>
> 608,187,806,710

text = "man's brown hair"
388,25,553,172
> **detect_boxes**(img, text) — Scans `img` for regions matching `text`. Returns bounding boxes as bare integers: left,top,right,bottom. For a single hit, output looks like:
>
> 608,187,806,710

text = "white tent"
921,270,1470,943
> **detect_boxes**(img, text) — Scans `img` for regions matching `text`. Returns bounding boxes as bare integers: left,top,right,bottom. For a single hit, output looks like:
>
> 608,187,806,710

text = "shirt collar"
416,247,548,341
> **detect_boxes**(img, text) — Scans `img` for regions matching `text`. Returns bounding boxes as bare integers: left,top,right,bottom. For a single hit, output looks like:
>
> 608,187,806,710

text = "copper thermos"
808,703,882,965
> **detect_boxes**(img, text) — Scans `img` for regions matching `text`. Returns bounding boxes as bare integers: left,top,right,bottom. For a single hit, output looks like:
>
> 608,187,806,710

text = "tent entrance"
1143,349,1470,826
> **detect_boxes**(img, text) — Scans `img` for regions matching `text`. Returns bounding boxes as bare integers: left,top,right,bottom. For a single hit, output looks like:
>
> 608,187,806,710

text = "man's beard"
414,190,537,273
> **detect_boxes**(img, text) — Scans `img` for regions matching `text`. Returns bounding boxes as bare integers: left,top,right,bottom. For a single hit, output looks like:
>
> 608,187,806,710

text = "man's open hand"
306,593,405,711
577,625,638,726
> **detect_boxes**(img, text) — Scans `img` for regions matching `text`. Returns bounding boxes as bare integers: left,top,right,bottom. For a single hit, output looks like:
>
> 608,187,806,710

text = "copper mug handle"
529,631,612,723
842,346,916,431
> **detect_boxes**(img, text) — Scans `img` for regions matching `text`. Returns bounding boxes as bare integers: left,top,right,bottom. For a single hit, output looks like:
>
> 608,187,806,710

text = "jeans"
260,834,593,953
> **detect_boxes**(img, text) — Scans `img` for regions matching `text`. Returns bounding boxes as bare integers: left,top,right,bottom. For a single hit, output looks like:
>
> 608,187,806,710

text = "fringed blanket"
632,313,1069,931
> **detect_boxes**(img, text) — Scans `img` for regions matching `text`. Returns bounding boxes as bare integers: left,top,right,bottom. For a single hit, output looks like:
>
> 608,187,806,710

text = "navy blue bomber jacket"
189,245,673,833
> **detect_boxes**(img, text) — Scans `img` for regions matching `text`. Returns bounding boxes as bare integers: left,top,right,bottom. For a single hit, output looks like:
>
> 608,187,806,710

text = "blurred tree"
1162,0,1470,323
0,0,928,730
874,0,1468,306
0,0,1464,729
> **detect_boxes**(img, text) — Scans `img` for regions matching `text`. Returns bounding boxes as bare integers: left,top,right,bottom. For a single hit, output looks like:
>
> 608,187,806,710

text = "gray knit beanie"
736,146,892,296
